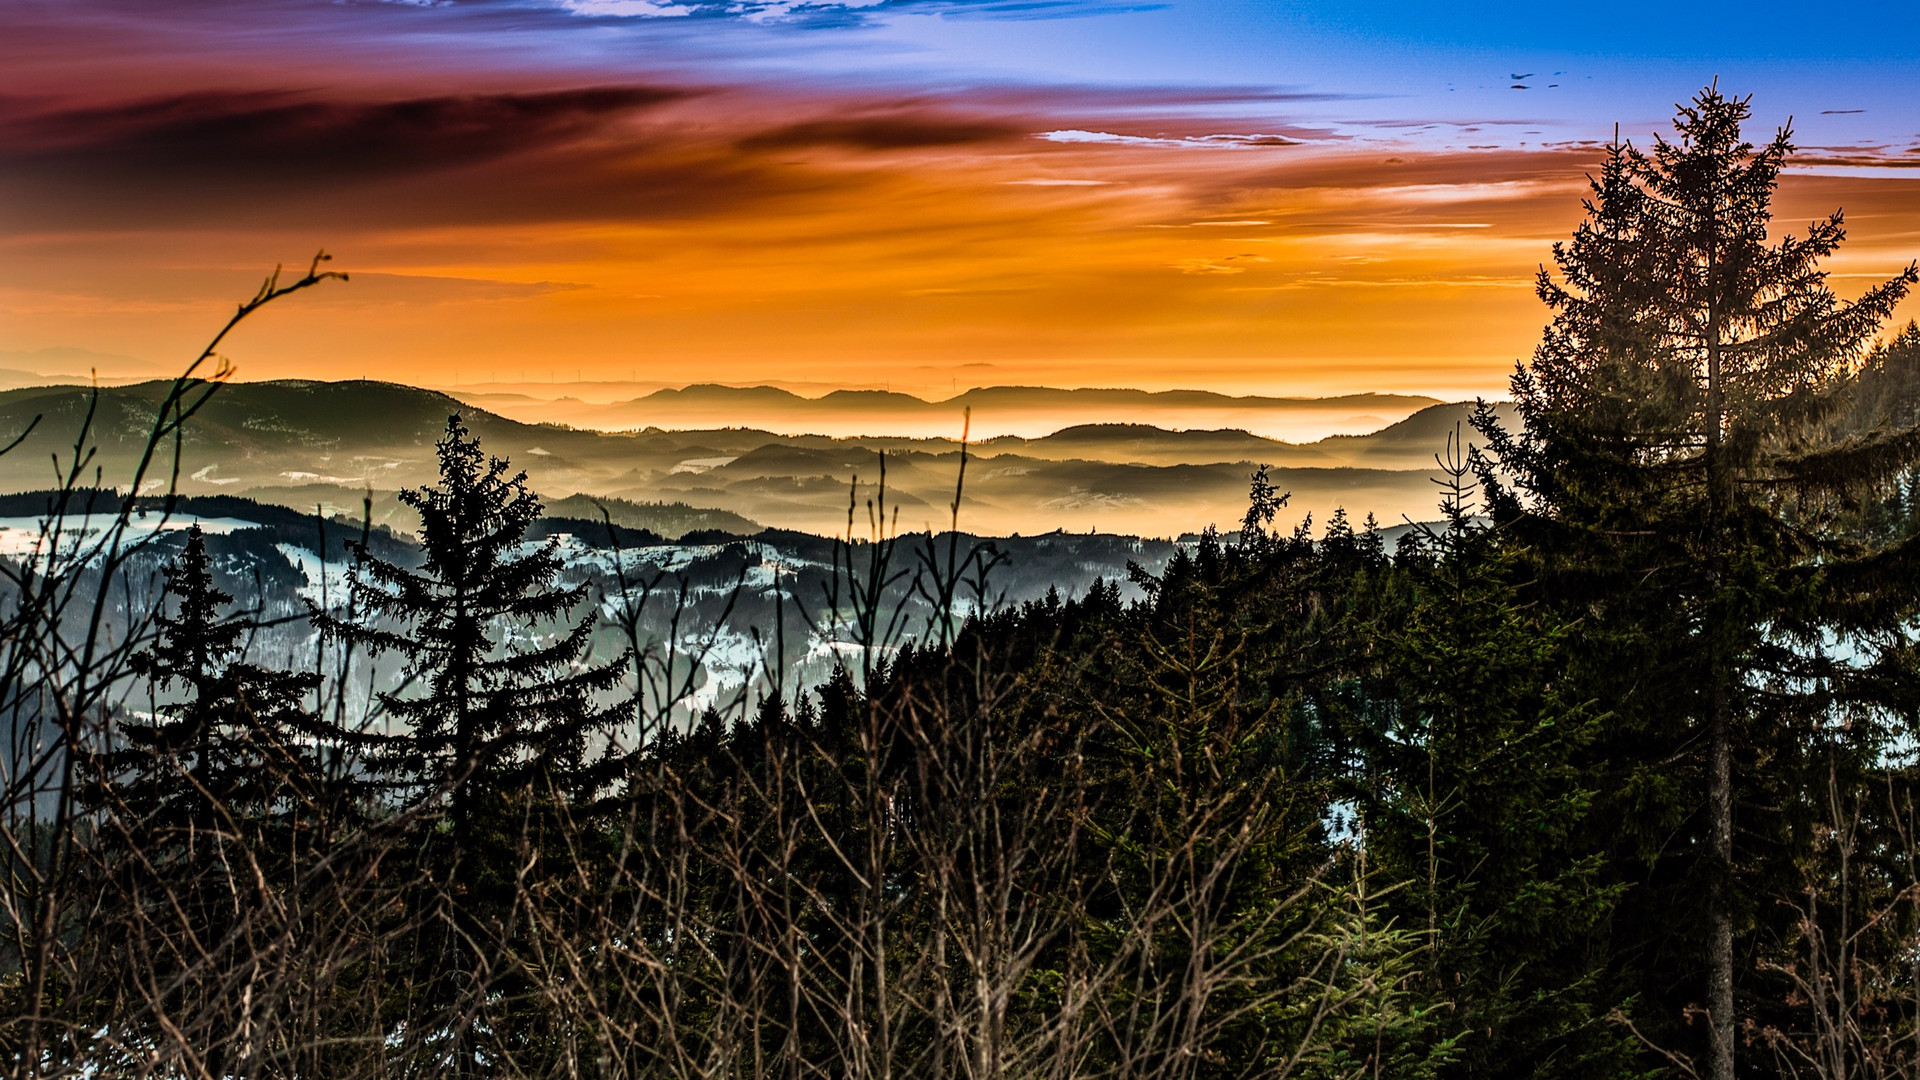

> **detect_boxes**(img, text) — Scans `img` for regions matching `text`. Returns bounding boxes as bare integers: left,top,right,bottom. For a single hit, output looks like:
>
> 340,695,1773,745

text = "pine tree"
1358,440,1629,1079
315,414,628,1071
321,415,628,827
94,523,332,854
1475,86,1919,1080
85,524,338,1074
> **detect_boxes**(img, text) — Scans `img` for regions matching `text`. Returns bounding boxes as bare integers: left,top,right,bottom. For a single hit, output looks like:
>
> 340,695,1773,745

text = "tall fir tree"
1475,86,1919,1080
85,525,341,1075
315,414,628,1072
319,415,629,829
93,524,335,855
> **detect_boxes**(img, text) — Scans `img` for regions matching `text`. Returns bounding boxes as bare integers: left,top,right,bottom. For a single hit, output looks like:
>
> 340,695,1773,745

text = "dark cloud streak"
0,85,808,229
0,81,1074,230
738,113,1023,151
6,85,691,181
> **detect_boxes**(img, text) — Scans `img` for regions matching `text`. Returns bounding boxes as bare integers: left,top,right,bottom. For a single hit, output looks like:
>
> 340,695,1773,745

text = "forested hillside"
4,88,1920,1080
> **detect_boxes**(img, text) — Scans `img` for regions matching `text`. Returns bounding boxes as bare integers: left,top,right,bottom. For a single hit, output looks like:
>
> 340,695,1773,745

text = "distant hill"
1314,401,1521,465
543,494,761,538
0,378,642,495
983,425,1335,467
450,383,1441,442
0,380,1510,538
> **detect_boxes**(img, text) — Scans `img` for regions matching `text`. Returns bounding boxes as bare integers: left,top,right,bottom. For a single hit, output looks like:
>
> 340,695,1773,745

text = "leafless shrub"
0,269,1432,1079
1755,759,1920,1080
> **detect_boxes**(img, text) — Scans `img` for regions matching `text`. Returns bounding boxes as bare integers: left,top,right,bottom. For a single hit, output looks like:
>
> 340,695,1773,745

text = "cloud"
300,273,593,303
1038,129,1302,148
1170,254,1269,275
558,0,696,14
738,113,1024,151
1790,149,1920,171
0,82,1078,230
540,0,1127,26
5,85,689,178
0,77,1607,247
0,85,846,228
1039,86,1370,108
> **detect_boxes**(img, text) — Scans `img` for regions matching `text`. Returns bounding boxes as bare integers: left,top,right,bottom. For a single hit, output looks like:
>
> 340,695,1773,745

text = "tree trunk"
1705,240,1736,1080
1708,680,1734,1080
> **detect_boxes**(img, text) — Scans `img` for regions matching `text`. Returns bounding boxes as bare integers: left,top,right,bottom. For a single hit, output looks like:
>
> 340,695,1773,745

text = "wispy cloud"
542,0,1134,26
557,0,697,16
3,85,690,179
0,85,830,228
1169,253,1269,274
1039,129,1302,148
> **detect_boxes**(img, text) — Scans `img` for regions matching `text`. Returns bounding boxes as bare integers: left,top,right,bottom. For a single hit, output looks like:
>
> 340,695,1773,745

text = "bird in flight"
1511,73,1535,80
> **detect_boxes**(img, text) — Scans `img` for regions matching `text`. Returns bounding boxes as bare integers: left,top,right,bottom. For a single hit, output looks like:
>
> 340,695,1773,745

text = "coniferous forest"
8,87,1920,1080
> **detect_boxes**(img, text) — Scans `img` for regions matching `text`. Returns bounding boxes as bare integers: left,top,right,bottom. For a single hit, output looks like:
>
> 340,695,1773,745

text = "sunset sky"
4,0,1919,403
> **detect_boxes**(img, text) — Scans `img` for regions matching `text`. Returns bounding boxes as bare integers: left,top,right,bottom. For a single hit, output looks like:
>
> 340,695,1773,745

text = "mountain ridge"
451,382,1443,441
627,383,1436,410
0,379,1509,537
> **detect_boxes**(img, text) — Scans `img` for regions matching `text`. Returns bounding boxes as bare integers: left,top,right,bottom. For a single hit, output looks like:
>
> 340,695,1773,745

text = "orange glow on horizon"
4,84,1918,410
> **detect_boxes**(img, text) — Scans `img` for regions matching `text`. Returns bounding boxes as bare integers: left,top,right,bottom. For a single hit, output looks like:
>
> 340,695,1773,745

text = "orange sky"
4,2,1918,405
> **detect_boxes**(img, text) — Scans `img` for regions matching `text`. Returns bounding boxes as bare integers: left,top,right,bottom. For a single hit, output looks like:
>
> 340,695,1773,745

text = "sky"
3,0,1919,402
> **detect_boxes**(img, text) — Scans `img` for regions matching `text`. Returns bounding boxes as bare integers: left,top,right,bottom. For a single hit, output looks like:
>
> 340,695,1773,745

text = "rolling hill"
451,384,1441,442
0,379,1514,538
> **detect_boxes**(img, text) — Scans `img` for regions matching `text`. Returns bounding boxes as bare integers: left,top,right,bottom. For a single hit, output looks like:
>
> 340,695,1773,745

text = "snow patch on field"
0,515,264,557
275,543,351,605
805,635,898,664
675,625,766,716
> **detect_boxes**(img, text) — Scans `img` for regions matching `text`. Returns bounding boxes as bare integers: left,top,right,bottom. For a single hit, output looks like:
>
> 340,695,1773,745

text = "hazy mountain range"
451,384,1441,442
0,379,1513,538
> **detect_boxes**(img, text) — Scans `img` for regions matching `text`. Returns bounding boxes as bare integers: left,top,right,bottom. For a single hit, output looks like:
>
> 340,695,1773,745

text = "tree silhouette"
315,414,628,1072
85,524,339,1076
94,524,332,849
1475,85,1920,1080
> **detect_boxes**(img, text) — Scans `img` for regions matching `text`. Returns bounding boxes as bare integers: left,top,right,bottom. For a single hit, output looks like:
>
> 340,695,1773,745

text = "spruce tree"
94,524,332,856
320,415,628,826
1363,449,1628,1079
315,414,627,1071
86,524,337,1074
1475,86,1919,1080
